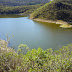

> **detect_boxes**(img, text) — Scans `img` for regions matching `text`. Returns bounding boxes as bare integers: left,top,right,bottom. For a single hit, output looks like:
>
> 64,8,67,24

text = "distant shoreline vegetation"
0,4,43,16
0,39,72,72
0,0,50,6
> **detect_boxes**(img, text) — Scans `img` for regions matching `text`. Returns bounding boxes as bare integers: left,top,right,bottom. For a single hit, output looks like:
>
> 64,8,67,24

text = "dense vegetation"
0,0,50,6
30,0,72,22
0,4,43,16
0,40,72,72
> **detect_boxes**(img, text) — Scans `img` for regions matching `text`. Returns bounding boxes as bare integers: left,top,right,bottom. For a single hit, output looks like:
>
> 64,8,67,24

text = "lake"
0,15,72,50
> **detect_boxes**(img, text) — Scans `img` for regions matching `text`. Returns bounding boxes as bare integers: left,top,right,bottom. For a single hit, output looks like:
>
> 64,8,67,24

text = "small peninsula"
30,0,72,28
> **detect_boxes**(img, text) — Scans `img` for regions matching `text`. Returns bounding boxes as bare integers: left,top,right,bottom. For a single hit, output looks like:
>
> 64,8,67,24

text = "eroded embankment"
31,18,72,28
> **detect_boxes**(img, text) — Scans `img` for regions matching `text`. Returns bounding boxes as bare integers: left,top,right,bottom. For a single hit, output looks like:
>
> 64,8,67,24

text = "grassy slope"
30,0,72,22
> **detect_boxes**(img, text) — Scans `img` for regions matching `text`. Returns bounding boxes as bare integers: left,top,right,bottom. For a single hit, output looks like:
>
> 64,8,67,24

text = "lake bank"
31,18,72,28
0,16,72,50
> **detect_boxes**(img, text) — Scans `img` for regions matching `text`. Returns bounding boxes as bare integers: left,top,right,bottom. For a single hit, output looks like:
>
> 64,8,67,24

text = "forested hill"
30,0,72,22
0,0,50,6
0,4,43,15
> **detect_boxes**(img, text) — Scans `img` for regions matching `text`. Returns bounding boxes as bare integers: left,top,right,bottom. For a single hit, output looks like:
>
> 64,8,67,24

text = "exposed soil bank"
31,18,72,28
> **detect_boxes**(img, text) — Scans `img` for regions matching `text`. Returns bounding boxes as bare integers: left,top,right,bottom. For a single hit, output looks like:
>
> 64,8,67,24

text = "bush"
0,44,72,72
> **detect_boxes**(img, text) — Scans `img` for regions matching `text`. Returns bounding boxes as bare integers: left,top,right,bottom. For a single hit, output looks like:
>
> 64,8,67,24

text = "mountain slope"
30,0,72,22
0,0,50,6
0,4,42,15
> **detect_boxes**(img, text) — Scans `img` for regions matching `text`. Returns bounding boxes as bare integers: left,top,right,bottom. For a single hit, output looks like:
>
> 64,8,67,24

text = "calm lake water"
0,15,72,50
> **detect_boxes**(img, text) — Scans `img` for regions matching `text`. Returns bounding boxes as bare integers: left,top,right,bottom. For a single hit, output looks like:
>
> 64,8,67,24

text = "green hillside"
30,0,72,22
0,0,50,6
0,4,43,16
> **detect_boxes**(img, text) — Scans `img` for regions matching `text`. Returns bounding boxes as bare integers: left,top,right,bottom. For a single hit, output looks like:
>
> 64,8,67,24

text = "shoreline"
0,14,72,28
31,18,72,28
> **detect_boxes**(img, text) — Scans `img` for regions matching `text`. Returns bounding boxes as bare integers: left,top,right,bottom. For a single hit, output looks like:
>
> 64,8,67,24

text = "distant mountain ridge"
0,0,50,6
